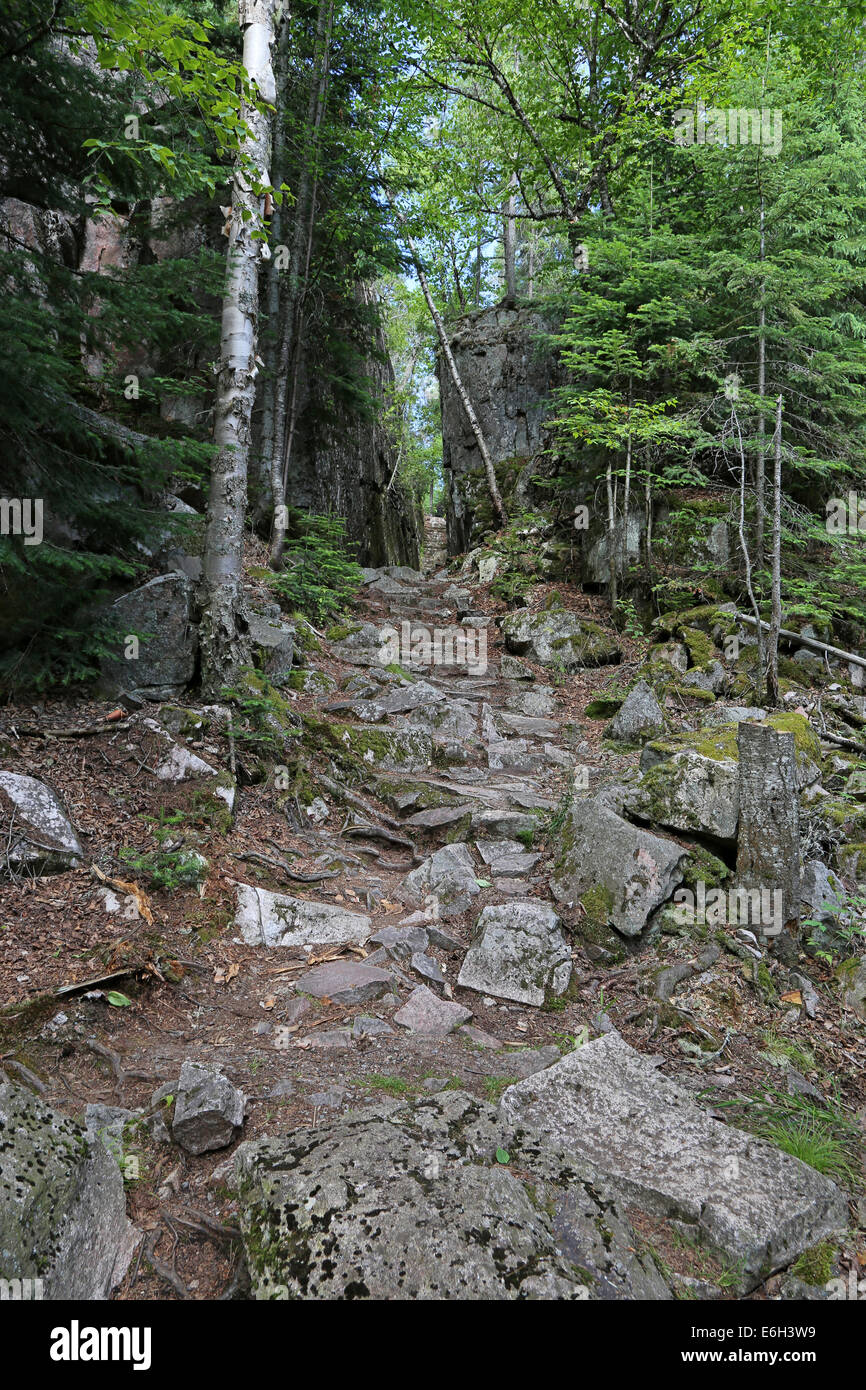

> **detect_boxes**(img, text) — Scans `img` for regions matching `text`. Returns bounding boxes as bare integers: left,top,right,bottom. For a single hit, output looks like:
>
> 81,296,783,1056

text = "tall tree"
200,0,279,695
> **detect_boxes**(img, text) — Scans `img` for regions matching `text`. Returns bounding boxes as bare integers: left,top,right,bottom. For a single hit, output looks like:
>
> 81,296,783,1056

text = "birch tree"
200,0,279,696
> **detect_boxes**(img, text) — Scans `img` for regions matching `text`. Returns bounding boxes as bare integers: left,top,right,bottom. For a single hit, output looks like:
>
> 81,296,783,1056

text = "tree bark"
502,171,517,304
766,394,783,706
200,0,279,698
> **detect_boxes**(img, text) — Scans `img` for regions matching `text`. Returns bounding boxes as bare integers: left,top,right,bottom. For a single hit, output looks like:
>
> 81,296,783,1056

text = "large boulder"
625,749,740,843
100,572,197,700
0,1082,136,1299
233,1089,672,1299
604,680,666,744
500,1034,848,1292
0,772,83,874
551,796,686,937
501,608,621,671
457,901,572,1005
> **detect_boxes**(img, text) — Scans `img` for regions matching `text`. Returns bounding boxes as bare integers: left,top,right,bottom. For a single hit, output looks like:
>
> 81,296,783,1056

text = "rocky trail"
1,517,865,1302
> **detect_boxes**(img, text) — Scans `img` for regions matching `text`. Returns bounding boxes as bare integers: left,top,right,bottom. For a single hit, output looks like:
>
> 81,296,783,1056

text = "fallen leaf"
780,990,803,1005
261,996,277,1010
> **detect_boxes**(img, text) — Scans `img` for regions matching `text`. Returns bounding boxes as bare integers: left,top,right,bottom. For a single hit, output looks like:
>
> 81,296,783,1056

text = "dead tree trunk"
766,394,783,706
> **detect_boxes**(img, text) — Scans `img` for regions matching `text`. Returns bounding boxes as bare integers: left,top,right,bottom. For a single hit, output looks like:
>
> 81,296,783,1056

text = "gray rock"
84,1104,137,1163
293,960,393,1007
551,796,686,937
504,685,555,716
0,772,83,874
501,608,620,671
234,884,371,949
458,901,571,1005
625,749,740,843
500,1033,847,1291
401,843,480,918
800,861,844,919
172,1061,245,1156
470,808,537,839
368,924,429,956
425,924,465,953
500,654,535,680
0,1082,136,1298
605,680,666,744
393,985,472,1035
245,611,295,682
233,1089,672,1299
410,951,445,986
403,804,473,833
839,956,866,1021
475,839,540,874
351,1015,394,1039
703,705,767,727
100,572,197,699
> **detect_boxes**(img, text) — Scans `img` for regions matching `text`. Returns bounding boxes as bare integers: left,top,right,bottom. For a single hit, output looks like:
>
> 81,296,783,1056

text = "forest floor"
1,526,865,1300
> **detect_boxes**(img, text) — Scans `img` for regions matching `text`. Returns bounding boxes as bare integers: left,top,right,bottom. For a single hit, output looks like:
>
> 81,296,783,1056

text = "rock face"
100,572,197,699
501,608,621,671
439,305,556,554
234,884,372,950
0,772,83,874
245,610,295,683
233,1090,672,1299
551,796,686,937
458,902,572,1005
172,1062,246,1156
0,1082,136,1299
500,1034,848,1291
736,723,801,925
273,315,421,568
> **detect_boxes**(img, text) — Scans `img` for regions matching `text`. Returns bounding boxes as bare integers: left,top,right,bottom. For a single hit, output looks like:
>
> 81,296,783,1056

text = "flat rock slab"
404,804,474,831
235,883,371,949
394,985,472,1035
457,901,571,1006
500,1033,848,1290
0,1082,136,1298
0,771,83,874
476,839,541,874
294,960,393,1006
172,1061,246,1155
234,1090,672,1300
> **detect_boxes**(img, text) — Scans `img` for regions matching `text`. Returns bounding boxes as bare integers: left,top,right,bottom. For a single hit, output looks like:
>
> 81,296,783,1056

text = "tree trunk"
734,406,765,702
606,458,618,611
503,171,517,304
255,14,292,521
384,184,506,529
755,189,766,571
766,394,783,706
200,0,279,698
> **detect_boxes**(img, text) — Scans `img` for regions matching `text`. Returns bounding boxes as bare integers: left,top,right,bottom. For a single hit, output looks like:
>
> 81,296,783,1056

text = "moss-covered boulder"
551,795,687,937
0,1083,136,1298
501,608,621,671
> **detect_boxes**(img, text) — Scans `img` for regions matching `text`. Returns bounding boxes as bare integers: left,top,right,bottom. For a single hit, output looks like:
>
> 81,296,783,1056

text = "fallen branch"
736,613,866,670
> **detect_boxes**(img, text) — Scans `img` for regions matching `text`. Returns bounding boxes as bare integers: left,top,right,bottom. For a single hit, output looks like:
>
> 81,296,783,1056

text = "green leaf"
106,990,132,1007
495,1148,510,1165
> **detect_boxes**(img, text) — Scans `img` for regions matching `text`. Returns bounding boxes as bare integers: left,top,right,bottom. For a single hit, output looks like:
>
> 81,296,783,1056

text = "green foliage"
268,512,362,623
119,810,207,891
